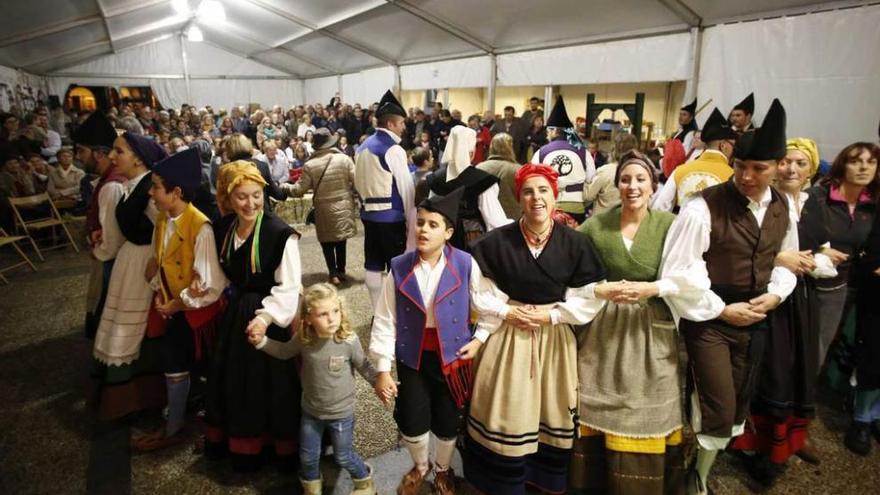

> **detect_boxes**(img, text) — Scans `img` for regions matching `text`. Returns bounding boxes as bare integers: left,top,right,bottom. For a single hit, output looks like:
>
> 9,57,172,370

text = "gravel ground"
0,218,878,494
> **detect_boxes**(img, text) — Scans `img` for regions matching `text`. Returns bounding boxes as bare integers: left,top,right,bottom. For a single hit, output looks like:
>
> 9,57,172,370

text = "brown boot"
397,462,431,495
795,439,821,465
433,467,456,495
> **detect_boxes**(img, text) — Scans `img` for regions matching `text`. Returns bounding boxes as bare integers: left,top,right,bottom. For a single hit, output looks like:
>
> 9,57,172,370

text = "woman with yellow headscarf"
204,160,305,472
730,137,837,484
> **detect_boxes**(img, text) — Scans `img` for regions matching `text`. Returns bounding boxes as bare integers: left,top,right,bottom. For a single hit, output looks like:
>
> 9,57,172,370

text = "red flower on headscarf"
515,163,559,199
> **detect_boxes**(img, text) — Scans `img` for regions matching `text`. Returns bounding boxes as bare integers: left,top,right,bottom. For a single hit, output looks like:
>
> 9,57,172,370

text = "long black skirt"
204,290,301,461
856,277,880,389
752,280,819,419
732,280,819,463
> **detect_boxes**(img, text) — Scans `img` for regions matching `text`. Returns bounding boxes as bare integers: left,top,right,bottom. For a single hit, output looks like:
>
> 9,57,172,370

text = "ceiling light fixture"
187,25,204,42
197,0,226,23
171,0,190,15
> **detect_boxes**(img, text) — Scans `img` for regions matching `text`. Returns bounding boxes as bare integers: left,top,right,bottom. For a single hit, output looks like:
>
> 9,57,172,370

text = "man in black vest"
660,99,802,495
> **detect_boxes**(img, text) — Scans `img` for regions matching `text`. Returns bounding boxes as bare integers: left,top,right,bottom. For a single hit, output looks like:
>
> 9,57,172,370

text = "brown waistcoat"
702,181,789,302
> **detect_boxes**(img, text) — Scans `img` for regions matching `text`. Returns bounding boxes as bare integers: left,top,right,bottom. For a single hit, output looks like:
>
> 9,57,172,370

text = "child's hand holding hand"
457,339,482,360
374,372,398,405
246,317,268,346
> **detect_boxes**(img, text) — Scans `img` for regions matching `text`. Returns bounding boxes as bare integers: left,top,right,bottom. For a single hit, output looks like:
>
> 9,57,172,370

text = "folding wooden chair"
7,193,80,261
0,227,37,284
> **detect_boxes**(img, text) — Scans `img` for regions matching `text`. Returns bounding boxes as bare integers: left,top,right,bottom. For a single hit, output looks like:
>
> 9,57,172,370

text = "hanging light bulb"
197,0,226,23
187,25,204,42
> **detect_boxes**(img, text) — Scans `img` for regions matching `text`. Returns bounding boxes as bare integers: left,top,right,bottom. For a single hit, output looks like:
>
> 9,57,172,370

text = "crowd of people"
1,88,879,495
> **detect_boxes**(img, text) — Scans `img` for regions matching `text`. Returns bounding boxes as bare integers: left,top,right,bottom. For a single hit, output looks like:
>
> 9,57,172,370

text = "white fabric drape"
496,32,692,86
697,5,880,160
401,56,491,90
305,76,339,105
341,66,396,106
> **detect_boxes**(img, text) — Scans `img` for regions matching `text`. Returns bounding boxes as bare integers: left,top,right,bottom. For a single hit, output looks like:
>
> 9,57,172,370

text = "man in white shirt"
256,139,290,185
354,90,417,309
660,99,797,495
296,114,316,139
37,112,62,163
74,111,125,339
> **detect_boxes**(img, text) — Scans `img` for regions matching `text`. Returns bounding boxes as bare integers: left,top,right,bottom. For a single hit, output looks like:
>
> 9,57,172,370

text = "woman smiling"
573,151,685,494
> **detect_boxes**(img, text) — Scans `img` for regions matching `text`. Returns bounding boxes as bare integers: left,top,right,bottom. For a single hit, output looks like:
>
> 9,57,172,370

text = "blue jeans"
300,412,368,481
854,388,880,423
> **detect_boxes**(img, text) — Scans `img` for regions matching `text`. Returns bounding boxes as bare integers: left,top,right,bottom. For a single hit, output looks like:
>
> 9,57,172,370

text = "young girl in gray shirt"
249,282,378,495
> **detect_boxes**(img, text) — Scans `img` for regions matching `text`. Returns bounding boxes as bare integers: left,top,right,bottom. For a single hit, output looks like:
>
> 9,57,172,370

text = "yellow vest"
154,202,210,302
672,151,733,207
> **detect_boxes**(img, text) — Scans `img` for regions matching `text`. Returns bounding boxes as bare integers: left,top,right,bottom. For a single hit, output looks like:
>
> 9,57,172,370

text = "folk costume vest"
673,151,733,208
701,180,789,304
87,169,126,235
115,172,154,245
354,130,404,222
150,202,222,355
154,202,210,303
390,245,474,406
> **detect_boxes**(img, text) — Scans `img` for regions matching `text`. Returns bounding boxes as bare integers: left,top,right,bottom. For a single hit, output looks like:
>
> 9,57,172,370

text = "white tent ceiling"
0,0,870,79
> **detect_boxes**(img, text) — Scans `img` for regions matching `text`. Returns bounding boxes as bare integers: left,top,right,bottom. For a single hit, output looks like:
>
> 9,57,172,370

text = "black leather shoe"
745,454,780,487
844,421,872,456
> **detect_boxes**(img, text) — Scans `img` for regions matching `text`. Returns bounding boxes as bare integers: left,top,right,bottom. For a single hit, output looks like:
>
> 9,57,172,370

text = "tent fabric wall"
496,32,693,86
305,76,339,107
341,66,395,106
55,37,288,78
58,37,183,77
697,5,880,159
28,4,878,155
400,56,491,90
177,79,303,111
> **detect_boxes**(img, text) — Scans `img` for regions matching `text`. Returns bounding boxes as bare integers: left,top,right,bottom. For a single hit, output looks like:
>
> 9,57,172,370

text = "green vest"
577,207,674,282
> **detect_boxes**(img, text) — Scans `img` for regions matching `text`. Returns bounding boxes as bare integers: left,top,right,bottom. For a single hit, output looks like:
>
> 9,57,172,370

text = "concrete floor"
0,221,878,494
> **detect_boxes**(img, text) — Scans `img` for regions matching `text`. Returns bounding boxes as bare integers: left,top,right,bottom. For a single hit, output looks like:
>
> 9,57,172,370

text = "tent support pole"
686,26,703,107
180,34,192,104
393,65,402,96
487,54,497,114
337,74,343,101
544,85,553,117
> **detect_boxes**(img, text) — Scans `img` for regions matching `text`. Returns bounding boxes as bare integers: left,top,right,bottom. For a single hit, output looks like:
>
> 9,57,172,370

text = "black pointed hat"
733,93,755,114
681,98,697,115
700,107,738,142
545,95,574,129
73,111,117,149
419,187,464,225
152,147,202,191
375,90,406,118
733,99,786,161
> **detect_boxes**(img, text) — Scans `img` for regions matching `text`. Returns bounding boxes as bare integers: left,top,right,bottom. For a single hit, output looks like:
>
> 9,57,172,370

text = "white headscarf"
442,125,476,182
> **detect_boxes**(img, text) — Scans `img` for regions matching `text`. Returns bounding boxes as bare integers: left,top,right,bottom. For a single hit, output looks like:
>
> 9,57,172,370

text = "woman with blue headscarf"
90,132,168,421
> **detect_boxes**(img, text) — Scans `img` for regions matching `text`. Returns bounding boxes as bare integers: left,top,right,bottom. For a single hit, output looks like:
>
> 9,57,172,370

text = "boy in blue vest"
369,188,506,495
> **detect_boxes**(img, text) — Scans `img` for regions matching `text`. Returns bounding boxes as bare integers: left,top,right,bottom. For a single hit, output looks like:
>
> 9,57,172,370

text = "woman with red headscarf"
463,164,607,495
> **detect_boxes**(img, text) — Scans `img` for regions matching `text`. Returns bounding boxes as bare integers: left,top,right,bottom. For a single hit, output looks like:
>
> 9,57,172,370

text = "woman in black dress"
204,161,303,472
